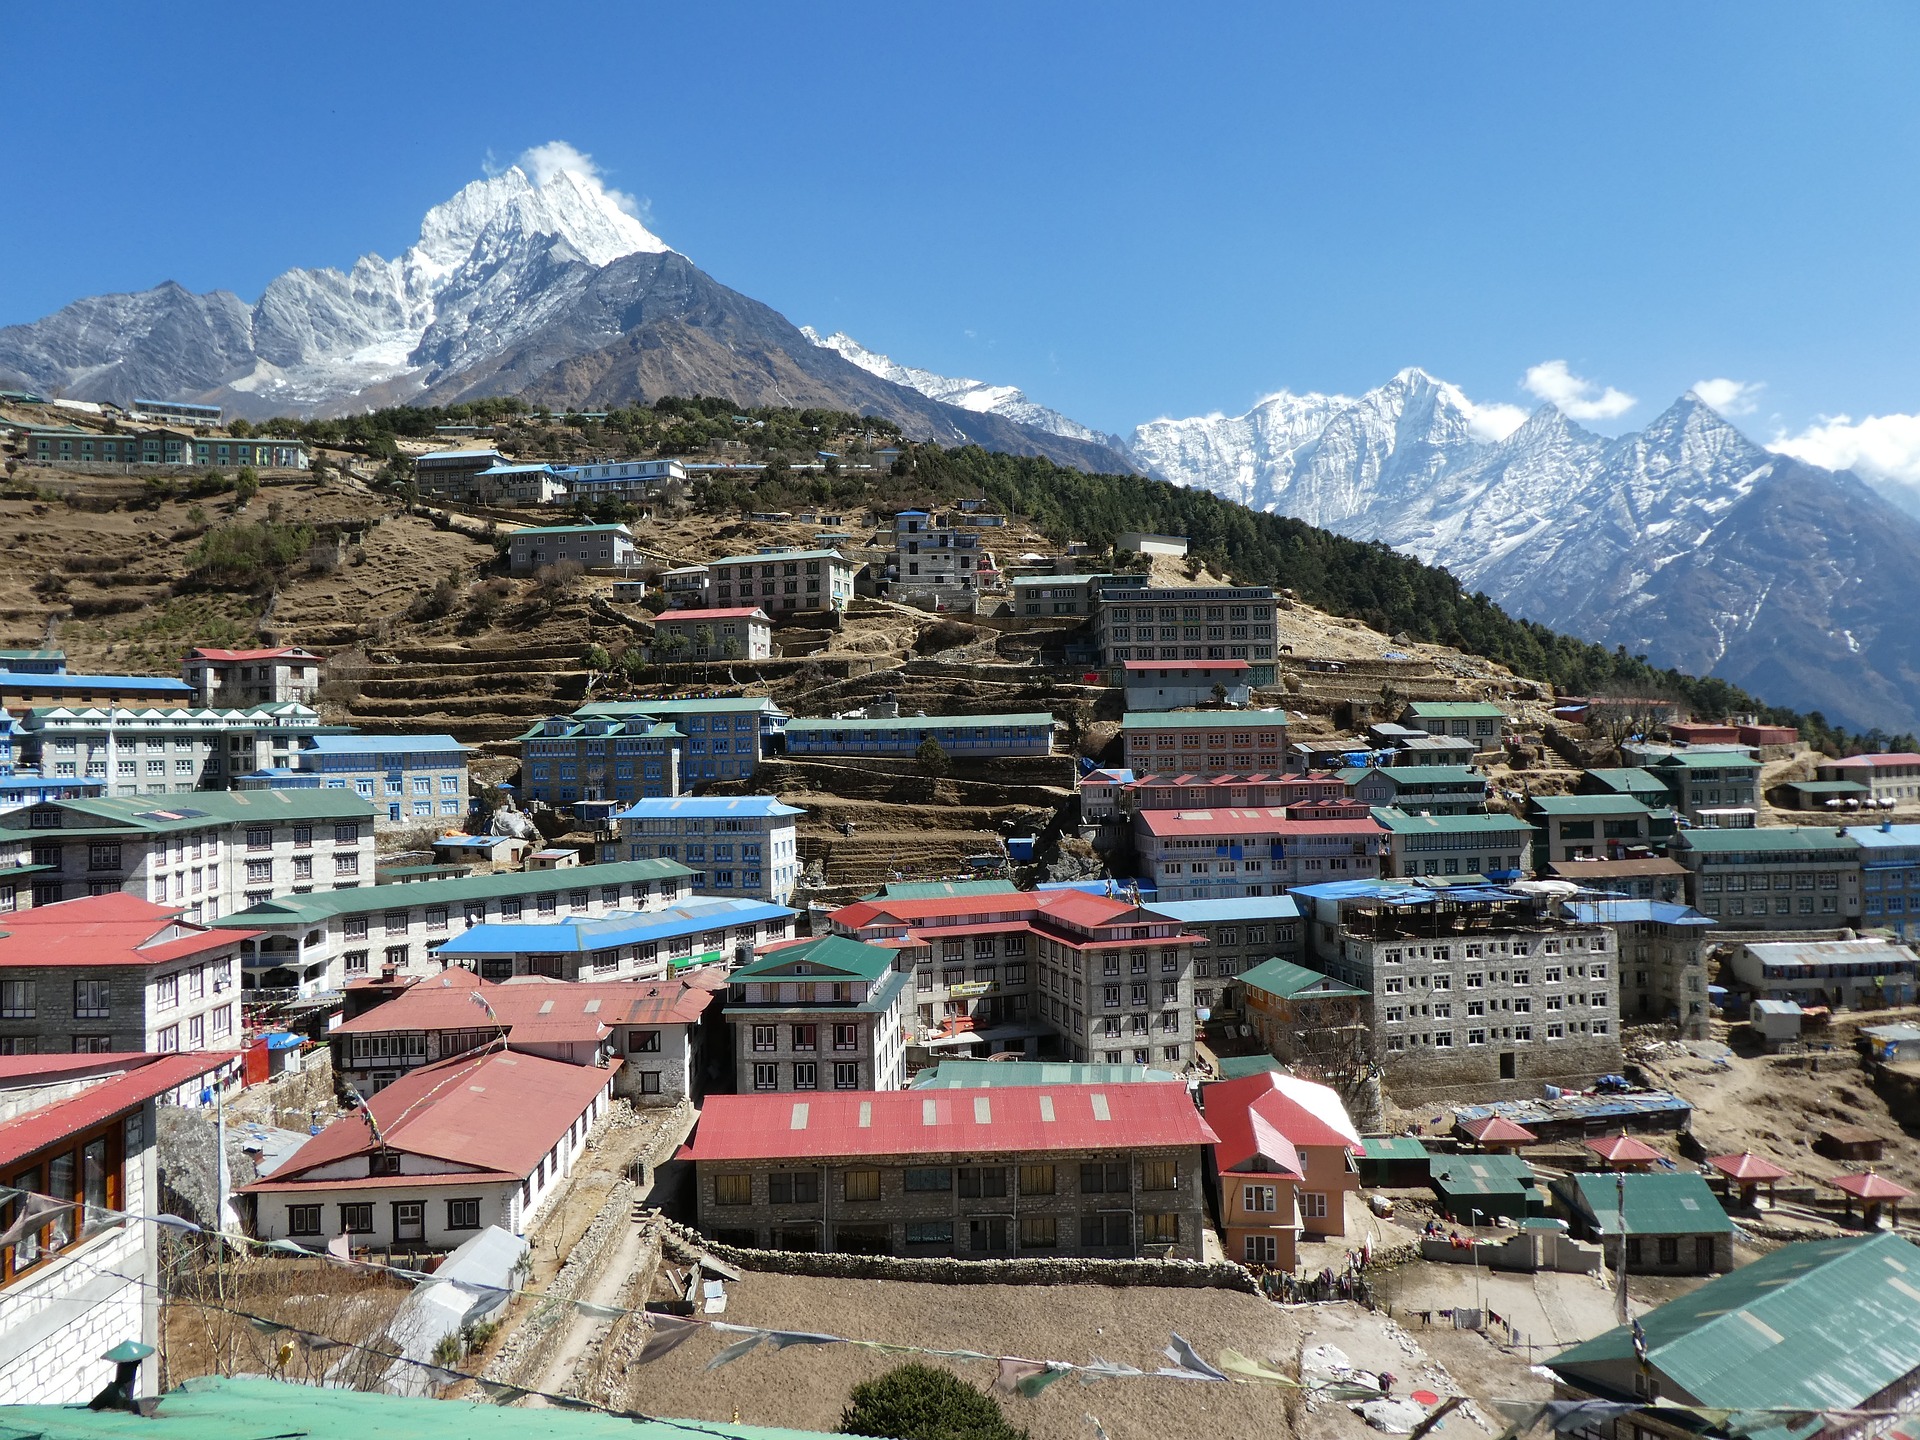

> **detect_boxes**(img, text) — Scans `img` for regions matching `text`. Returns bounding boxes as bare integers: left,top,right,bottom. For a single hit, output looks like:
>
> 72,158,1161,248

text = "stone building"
1141,895,1304,1019
1372,809,1534,882
1118,710,1290,778
181,647,324,708
1133,807,1387,901
1669,825,1862,931
1569,898,1715,1038
725,936,911,1094
685,1084,1215,1259
1092,583,1283,685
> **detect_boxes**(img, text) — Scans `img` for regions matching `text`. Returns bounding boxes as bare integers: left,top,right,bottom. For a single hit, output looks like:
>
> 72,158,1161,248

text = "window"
0,980,34,1019
791,1023,817,1052
1018,1163,1056,1196
288,1204,322,1236
905,1221,953,1246
769,1172,820,1204
753,1063,779,1091
834,1062,860,1089
74,979,110,1019
339,1203,374,1234
752,1024,778,1052
959,1166,1007,1198
1019,1215,1058,1249
1143,1158,1177,1191
1301,1192,1328,1219
1080,1212,1131,1248
1141,1212,1180,1245
793,1062,817,1090
715,1173,752,1206
904,1167,952,1192
1245,1234,1278,1265
843,1169,881,1202
628,1030,662,1053
832,1023,859,1050
1243,1184,1277,1212
1080,1161,1129,1194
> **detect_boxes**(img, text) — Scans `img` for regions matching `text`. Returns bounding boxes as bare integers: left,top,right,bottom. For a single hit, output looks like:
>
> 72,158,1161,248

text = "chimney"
88,1340,154,1413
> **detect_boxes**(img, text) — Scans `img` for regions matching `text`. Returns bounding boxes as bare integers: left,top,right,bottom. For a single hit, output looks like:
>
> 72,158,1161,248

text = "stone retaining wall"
483,1177,636,1384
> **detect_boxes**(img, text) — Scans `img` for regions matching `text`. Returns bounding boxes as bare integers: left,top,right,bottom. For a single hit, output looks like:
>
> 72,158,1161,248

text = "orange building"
1202,1070,1363,1270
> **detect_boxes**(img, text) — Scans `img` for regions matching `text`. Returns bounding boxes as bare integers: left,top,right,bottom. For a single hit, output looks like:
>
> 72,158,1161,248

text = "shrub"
838,1363,1028,1440
182,519,315,588
916,736,952,777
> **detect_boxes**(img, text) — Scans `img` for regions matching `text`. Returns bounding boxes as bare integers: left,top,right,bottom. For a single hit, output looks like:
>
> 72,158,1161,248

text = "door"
394,1201,424,1242
969,1217,1010,1255
1499,1052,1517,1080
388,803,402,823
1696,1235,1715,1271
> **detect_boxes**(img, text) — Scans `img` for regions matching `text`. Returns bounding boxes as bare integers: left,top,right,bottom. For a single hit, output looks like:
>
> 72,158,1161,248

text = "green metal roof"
1583,768,1671,795
1338,765,1484,786
1566,1171,1733,1237
730,933,898,982
1403,701,1505,718
1550,1233,1920,1436
1784,779,1871,794
913,1059,1180,1088
1675,826,1859,855
1239,956,1367,1000
1431,1153,1536,1189
511,523,633,535
572,697,779,716
1651,750,1762,770
1357,1134,1431,1162
1527,794,1654,816
1214,1053,1288,1079
861,878,1018,900
785,713,1052,733
0,789,375,837
1370,808,1533,834
210,859,692,927
1119,709,1289,731
0,1375,857,1440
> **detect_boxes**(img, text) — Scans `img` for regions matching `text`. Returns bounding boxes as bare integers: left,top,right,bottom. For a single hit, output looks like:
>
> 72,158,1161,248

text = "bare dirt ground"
609,1273,1308,1440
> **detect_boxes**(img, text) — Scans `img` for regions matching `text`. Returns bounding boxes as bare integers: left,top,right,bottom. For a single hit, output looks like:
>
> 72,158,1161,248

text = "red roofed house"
0,895,252,1060
649,607,772,661
1202,1070,1363,1268
182,646,323,708
684,1084,1216,1260
328,969,716,1104
0,1049,235,1402
828,887,1207,1071
1817,752,1920,805
241,1046,617,1251
1133,807,1387,901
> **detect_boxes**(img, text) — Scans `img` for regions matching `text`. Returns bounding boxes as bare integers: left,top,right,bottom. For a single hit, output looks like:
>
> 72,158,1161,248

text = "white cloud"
1769,411,1920,491
1460,398,1530,443
1523,359,1637,421
514,140,644,220
1692,377,1764,416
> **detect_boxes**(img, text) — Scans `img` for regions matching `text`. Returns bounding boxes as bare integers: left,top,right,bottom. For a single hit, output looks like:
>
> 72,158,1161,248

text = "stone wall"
483,1176,637,1386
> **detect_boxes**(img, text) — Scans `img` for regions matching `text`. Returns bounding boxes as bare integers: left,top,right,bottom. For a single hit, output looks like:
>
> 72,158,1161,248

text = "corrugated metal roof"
1567,1172,1732,1236
729,933,896,982
911,1060,1181,1089
210,859,692,927
1119,709,1290,731
1238,956,1366,1000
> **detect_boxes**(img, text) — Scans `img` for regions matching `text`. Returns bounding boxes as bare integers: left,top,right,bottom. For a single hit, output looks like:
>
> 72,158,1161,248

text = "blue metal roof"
1568,899,1716,927
0,672,192,692
432,897,793,955
304,734,471,756
1848,823,1920,849
1144,895,1302,923
614,796,802,820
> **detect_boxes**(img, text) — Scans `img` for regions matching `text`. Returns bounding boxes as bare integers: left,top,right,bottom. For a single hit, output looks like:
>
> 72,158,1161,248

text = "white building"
13,703,323,798
0,1050,232,1403
506,524,637,575
704,548,859,615
616,796,803,904
180,648,324,708
890,510,981,602
0,790,378,921
650,607,773,662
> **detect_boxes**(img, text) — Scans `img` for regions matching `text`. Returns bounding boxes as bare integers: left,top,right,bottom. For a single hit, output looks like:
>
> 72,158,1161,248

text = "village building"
889,510,982,602
1398,701,1507,754
467,462,567,504
1236,958,1370,1077
1120,660,1252,711
1542,855,1687,900
0,1049,233,1402
518,697,783,803
328,968,717,1103
1132,807,1387,901
725,935,910,1094
783,712,1053,759
1371,809,1534,881
1816,751,1920,804
614,796,802,905
1092,583,1283,684
1201,1070,1363,1269
210,858,694,996
556,457,686,506
1525,793,1673,866
506,523,637,575
1009,573,1104,617
0,674,195,713
704,548,860,614
1852,822,1920,941
1118,710,1290,778
1568,898,1715,1037
1339,764,1488,816
1727,935,1919,1010
10,701,322,797
1670,825,1863,930
242,1047,617,1250
1123,771,1342,814
432,896,795,982
0,650,65,676
0,790,377,920
411,448,508,499
684,1084,1214,1259
0,894,250,1057
1645,749,1763,825
1552,1170,1735,1274
180,647,323,708
649,606,773,661
235,733,471,829
1142,895,1304,1019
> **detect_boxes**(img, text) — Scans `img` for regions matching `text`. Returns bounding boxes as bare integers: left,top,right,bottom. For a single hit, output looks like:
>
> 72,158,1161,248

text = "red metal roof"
243,1048,617,1192
331,970,713,1035
1204,1071,1363,1165
0,1052,237,1168
1136,809,1386,839
1830,1170,1913,1200
1824,753,1920,768
1459,1115,1538,1144
683,1084,1218,1162
188,647,317,661
831,888,1142,934
0,893,257,970
1708,1151,1791,1182
652,607,770,622
1583,1134,1664,1164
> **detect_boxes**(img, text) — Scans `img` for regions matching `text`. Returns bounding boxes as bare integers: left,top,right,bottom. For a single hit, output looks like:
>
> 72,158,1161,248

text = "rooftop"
1822,752,1920,768
432,898,793,957
911,1060,1181,1089
303,733,471,756
1527,794,1655,816
1582,768,1672,795
1120,709,1289,732
1237,956,1367,1000
0,672,193,692
1566,1171,1733,1236
784,712,1053,733
652,607,772,622
730,934,898,983
332,969,714,1037
1203,1070,1364,1167
1674,826,1860,855
1741,937,1919,966
0,788,375,835
1402,701,1505,718
1370,808,1535,835
0,1050,236,1170
1650,750,1763,770
859,878,1018,901
210,859,692,928
1142,895,1302,924
511,523,634,536
1337,765,1484,786
614,796,802,820
1136,808,1385,839
708,548,851,566
0,893,258,970
683,1083,1218,1162
1567,899,1715,927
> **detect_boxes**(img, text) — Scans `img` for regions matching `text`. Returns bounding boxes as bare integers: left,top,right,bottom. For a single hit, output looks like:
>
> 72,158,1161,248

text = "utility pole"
1615,1172,1630,1327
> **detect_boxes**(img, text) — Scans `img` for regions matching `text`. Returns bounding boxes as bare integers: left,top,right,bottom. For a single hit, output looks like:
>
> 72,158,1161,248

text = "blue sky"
7,2,1920,472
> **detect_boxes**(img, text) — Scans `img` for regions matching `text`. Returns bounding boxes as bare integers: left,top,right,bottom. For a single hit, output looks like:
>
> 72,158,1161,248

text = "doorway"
1499,1052,1517,1080
394,1201,424,1242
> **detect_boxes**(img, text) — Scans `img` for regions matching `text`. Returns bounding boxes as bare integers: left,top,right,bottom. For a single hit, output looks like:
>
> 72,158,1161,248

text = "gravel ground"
613,1272,1308,1440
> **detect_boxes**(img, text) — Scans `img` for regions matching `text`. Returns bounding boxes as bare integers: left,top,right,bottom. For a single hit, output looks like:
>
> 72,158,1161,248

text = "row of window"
1383,1018,1608,1050
720,1159,1174,1206
749,1022,862,1051
287,1197,481,1236
751,1061,860,1090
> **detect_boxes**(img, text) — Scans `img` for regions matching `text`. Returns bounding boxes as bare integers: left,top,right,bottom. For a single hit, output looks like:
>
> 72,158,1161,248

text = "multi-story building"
181,647,324,708
0,649,66,675
1141,895,1304,1019
211,859,694,996
412,447,508,498
1122,772,1342,814
1237,958,1370,1074
725,935,911,1093
556,457,686,506
1338,764,1488,816
507,523,637,575
1852,822,1920,940
0,1050,233,1402
783,712,1053,760
1007,573,1104,617
650,607,773,661
1670,826,1862,930
22,428,307,469
1118,710,1290,778
0,790,377,921
328,967,718,1103
1542,855,1687,900
1645,750,1762,825
518,696,783,803
237,733,471,830
0,674,194,712
1120,660,1252,712
1579,767,1678,806
889,510,981,600
1093,584,1282,684
434,896,795,981
1817,752,1920,805
1296,879,1623,1096
1202,1071,1362,1270
1133,808,1387,901
1568,898,1714,1037
829,888,1205,1070
129,398,223,427
1727,936,1919,1010
0,894,249,1056
1398,701,1507,755
615,796,802,904
12,702,322,797
1372,808,1534,881
685,1084,1214,1259
242,1047,617,1251
1526,794,1672,867
705,548,860,615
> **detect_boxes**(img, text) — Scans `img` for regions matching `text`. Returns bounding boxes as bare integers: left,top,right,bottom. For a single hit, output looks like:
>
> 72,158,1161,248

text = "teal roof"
1370,808,1533,835
0,1375,858,1440
1357,1134,1431,1162
1238,956,1367,1000
0,789,374,837
861,878,1018,900
210,859,692,927
1566,1172,1733,1237
1338,765,1484,786
1431,1153,1536,1191
1651,750,1762,771
1676,826,1859,855
1550,1234,1920,1437
1527,794,1654,816
785,713,1052,733
1785,779,1870,794
913,1059,1180,1088
1583,768,1671,795
574,697,778,717
512,523,633,535
1214,1054,1288,1080
730,933,898,982
1119,709,1289,731
1404,701,1505,718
